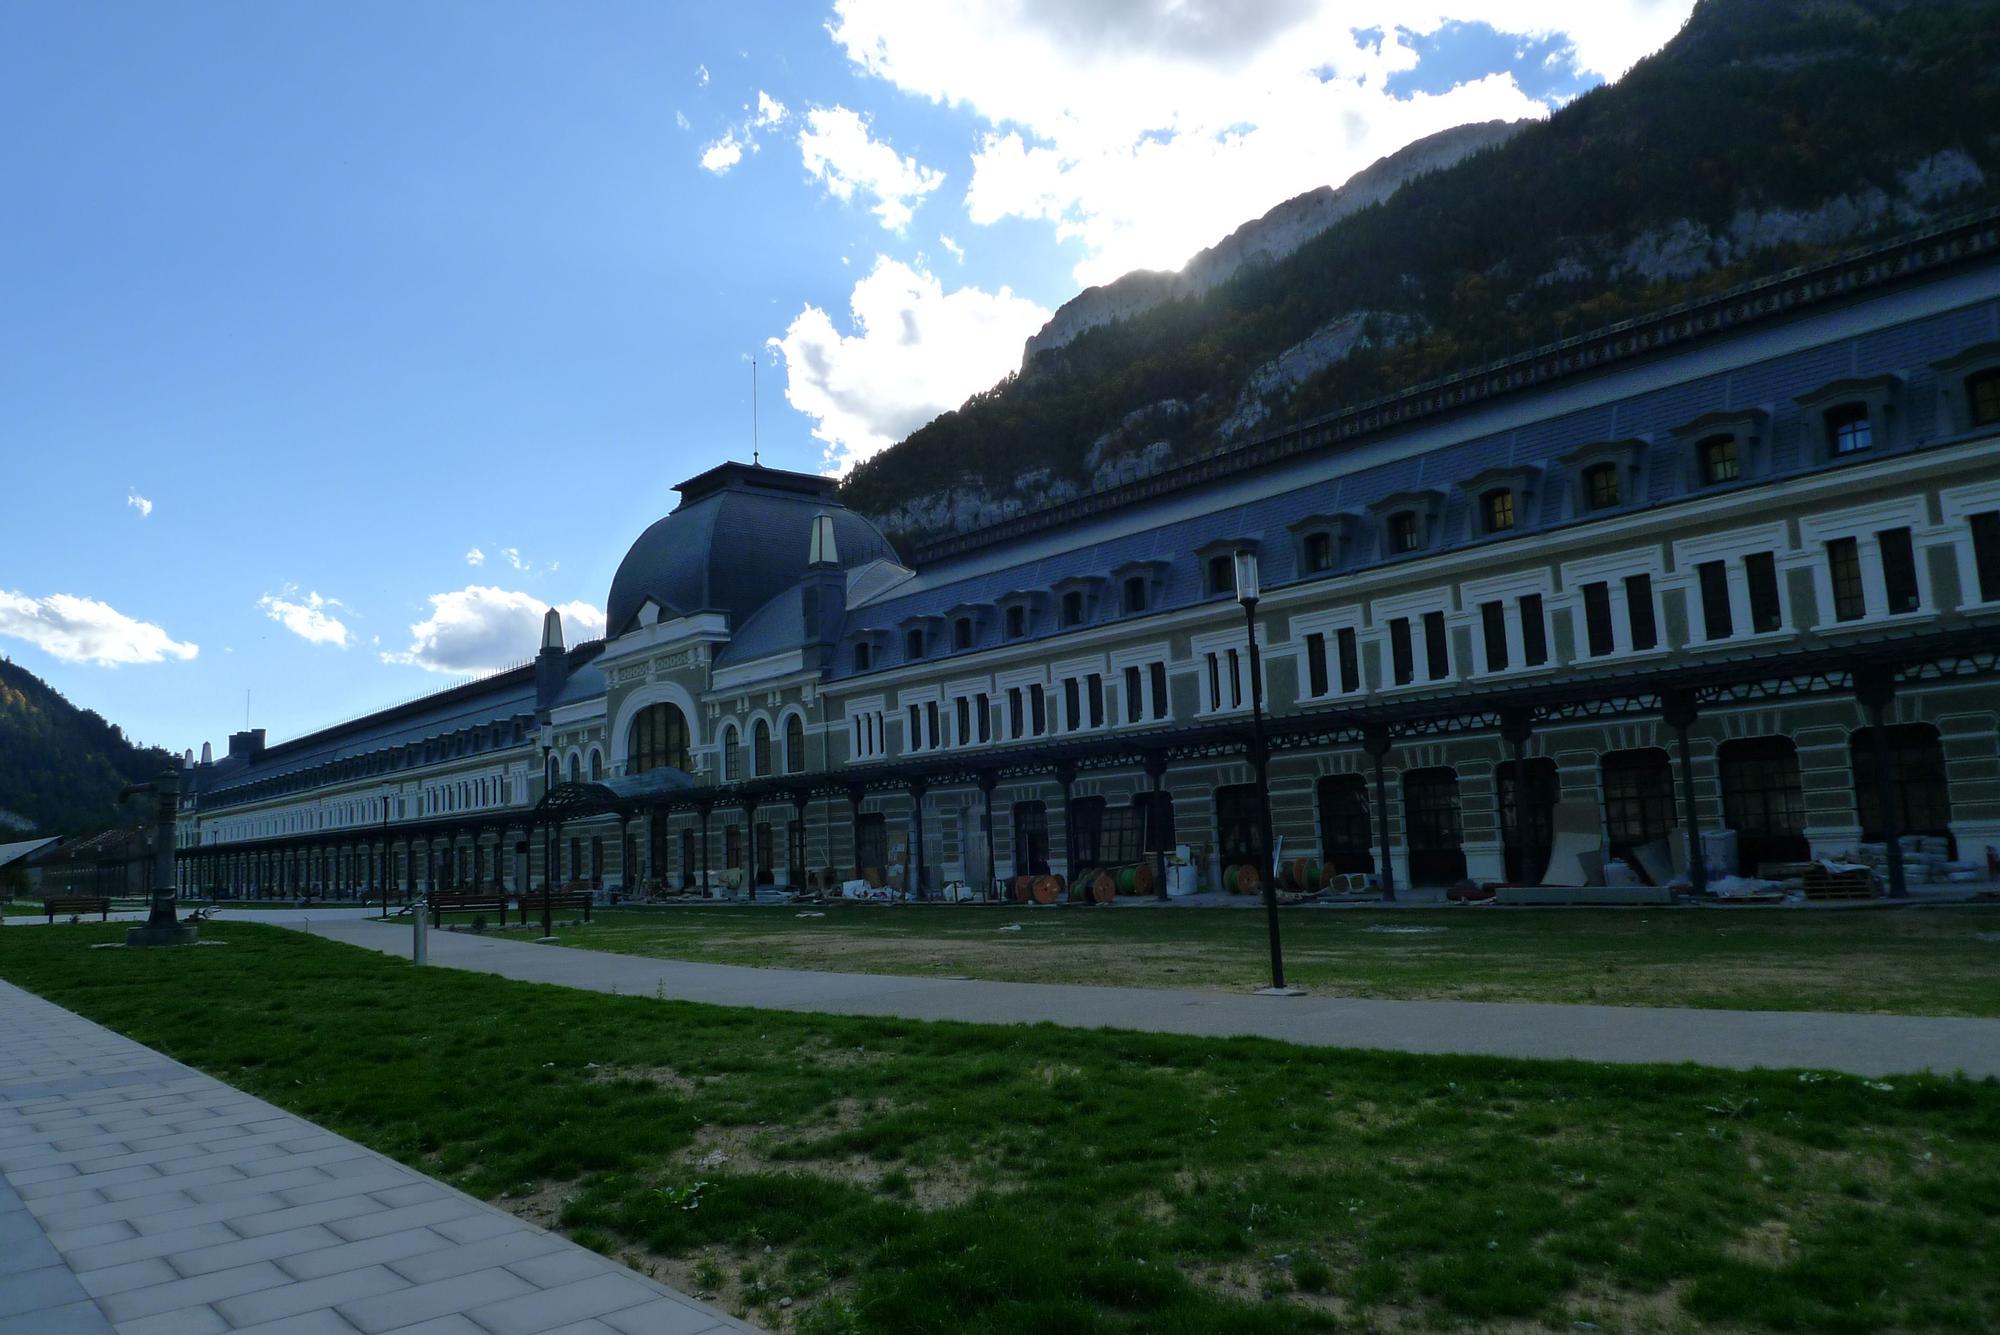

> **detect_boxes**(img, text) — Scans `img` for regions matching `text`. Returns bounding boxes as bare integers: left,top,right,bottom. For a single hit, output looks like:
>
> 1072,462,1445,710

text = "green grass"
551,902,2000,1017
4,923,1998,1332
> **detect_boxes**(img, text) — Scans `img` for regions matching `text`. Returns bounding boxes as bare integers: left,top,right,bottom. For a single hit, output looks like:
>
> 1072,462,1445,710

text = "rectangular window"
1827,537,1865,622
1087,674,1104,729
1008,687,1024,739
1337,627,1360,693
976,694,991,743
1227,649,1243,709
1625,574,1658,651
1305,631,1329,696
906,704,921,751
1149,661,1168,719
1206,653,1222,710
1518,596,1547,667
1030,684,1047,735
926,701,940,749
1063,677,1081,731
1423,610,1449,681
954,697,970,745
1479,601,1508,672
1746,552,1782,634
1974,511,2000,602
1879,527,1920,614
1698,560,1733,640
1582,582,1614,657
1389,618,1414,685
1124,665,1142,723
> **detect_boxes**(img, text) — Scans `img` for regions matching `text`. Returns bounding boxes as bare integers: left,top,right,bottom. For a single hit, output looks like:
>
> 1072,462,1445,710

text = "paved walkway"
291,918,2000,1079
0,979,754,1335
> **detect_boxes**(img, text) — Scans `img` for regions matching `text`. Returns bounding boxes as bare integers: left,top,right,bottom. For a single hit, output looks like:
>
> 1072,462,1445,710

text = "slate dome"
605,462,898,638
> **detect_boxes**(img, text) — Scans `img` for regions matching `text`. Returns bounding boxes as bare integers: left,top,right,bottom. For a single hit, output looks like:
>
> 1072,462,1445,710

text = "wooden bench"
428,891,510,927
519,888,594,925
43,896,111,923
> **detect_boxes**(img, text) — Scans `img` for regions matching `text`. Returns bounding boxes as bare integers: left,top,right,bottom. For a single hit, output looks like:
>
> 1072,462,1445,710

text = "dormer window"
1583,463,1620,510
1061,590,1086,626
1206,554,1233,595
1826,403,1872,455
1303,532,1333,572
1970,368,2000,427
1481,488,1515,534
853,640,872,671
1389,511,1419,552
953,616,974,651
905,627,926,660
1699,435,1739,485
1122,576,1147,613
1006,605,1027,639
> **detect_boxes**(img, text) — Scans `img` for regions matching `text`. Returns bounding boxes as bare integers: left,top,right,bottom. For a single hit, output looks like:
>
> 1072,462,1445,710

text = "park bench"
428,891,511,927
43,896,112,923
519,886,594,925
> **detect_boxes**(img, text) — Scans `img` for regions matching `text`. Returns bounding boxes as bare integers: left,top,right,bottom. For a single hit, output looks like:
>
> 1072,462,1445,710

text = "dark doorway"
1315,773,1374,874
1133,791,1176,857
1718,737,1809,873
1215,783,1266,878
855,812,888,877
1402,767,1467,885
1601,748,1676,866
1012,801,1050,875
1497,757,1557,883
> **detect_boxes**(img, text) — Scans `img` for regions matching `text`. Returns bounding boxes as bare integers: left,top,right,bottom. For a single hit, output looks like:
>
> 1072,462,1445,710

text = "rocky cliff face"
1019,119,1529,368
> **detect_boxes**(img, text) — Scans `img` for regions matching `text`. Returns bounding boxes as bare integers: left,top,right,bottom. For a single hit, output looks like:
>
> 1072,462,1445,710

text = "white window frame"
896,684,942,755
1108,641,1173,725
1458,571,1562,679
1189,628,1252,717
1669,521,1796,650
1286,605,1367,702
1369,587,1456,691
1797,496,1933,632
1555,548,1669,665
1940,479,2000,611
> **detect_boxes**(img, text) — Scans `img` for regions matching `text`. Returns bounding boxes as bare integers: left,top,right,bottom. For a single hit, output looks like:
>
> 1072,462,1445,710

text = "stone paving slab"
296,916,2000,1079
0,978,756,1334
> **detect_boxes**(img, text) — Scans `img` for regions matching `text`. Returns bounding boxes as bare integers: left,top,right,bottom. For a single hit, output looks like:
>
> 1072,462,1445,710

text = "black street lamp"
379,785,394,920
1233,549,1289,992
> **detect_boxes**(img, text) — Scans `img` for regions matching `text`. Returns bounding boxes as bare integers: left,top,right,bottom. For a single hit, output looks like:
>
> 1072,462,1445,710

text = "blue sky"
0,1,1691,757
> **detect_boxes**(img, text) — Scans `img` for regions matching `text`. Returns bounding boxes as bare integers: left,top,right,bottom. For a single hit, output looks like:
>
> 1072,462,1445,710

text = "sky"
0,0,1697,758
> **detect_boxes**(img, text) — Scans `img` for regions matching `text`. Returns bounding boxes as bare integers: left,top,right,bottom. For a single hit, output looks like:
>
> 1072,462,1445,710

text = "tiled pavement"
0,978,756,1334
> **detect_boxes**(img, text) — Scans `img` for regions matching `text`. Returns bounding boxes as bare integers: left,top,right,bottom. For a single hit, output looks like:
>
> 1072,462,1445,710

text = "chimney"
226,729,265,759
199,741,213,766
535,607,568,710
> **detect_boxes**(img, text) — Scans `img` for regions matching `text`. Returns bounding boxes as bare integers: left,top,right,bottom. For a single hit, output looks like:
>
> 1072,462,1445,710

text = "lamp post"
379,785,394,920
539,726,555,938
1233,549,1289,992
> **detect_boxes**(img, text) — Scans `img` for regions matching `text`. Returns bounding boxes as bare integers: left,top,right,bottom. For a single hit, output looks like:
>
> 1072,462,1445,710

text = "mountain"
840,0,2000,547
1020,118,1532,366
0,658,179,837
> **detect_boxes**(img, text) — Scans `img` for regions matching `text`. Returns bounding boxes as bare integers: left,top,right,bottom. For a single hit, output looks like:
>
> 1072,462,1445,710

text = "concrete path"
0,979,754,1335
291,918,2000,1079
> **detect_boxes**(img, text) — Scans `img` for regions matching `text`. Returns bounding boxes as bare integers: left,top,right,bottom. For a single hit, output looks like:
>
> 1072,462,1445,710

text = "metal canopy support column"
1363,724,1396,902
1146,751,1170,902
1500,708,1534,884
698,801,712,894
907,777,928,901
1854,666,1908,900
978,770,998,902
1056,760,1077,894
1662,690,1708,897
789,790,809,890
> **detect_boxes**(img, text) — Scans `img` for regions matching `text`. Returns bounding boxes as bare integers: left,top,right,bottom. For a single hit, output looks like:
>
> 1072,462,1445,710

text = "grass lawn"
551,902,2000,1017
4,924,1997,1332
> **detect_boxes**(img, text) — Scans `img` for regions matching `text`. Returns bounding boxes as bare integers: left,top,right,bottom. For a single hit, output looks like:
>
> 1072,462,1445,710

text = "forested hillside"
0,659,178,836
840,0,2000,546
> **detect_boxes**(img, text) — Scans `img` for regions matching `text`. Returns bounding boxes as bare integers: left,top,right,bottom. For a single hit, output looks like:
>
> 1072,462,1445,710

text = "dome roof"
606,462,898,638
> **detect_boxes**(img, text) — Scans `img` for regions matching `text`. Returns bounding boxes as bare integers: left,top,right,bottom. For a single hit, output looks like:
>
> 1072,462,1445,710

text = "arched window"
1387,510,1420,553
545,756,559,790
566,754,580,784
1123,576,1149,611
905,627,925,660
1481,488,1516,534
722,726,741,782
1061,590,1085,626
1206,554,1233,595
1698,434,1739,485
785,714,805,774
627,703,691,775
753,719,772,776
588,750,603,781
1825,402,1872,455
953,617,973,650
1005,605,1027,639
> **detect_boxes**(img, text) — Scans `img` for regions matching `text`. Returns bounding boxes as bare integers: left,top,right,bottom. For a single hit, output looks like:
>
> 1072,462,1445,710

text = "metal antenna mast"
752,357,760,466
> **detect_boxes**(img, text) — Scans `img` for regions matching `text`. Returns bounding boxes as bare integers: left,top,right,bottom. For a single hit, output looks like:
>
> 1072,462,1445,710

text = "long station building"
177,213,2000,901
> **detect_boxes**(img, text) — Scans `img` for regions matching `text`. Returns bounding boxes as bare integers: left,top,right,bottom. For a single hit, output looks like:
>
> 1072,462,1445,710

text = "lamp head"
1232,549,1260,604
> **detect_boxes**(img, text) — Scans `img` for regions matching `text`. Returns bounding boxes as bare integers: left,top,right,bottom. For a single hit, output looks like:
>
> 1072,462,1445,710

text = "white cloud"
464,547,485,567
696,63,710,86
797,105,946,232
699,130,745,174
0,590,198,666
939,233,965,263
826,0,1692,285
770,256,1050,474
755,90,788,127
383,587,607,676
125,489,153,519
257,589,349,648
675,109,691,131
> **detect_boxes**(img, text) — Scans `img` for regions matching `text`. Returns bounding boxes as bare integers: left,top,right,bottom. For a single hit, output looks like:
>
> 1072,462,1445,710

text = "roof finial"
541,606,564,653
